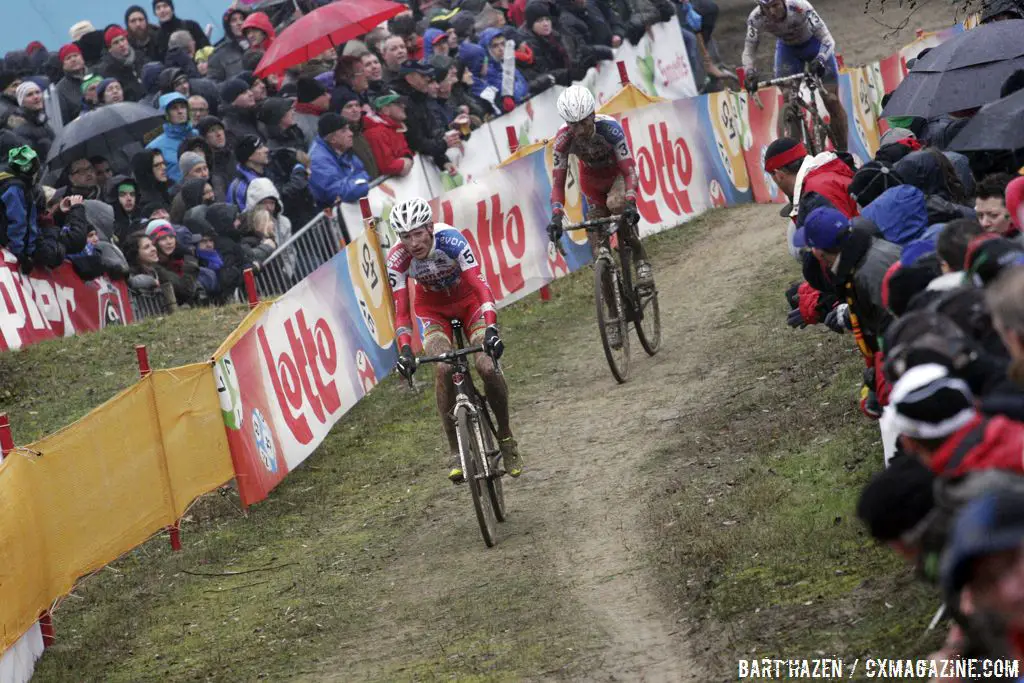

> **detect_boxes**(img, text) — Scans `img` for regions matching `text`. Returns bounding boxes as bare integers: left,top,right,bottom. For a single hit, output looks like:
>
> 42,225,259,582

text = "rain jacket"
146,93,197,183
861,185,929,246
474,29,530,111
363,112,413,177
928,414,1024,479
308,136,371,208
208,8,250,82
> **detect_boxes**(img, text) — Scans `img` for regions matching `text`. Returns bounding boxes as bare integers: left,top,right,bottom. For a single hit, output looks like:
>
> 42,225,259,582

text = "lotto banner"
214,230,397,506
0,249,133,352
841,69,884,164
738,87,787,205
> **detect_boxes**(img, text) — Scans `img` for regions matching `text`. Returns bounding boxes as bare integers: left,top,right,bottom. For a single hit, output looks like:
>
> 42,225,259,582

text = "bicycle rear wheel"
594,257,630,383
477,401,506,523
457,408,498,547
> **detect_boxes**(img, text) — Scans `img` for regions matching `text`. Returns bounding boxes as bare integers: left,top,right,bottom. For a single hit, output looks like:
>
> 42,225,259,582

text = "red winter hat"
105,26,127,47
58,43,82,63
25,41,46,55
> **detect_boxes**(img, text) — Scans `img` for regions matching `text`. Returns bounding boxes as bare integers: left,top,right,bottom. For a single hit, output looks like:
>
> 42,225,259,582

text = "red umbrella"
254,0,407,78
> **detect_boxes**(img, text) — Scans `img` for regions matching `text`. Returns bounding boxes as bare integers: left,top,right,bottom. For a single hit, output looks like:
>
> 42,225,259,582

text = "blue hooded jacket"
423,28,445,61
146,93,197,184
474,29,530,107
861,185,929,246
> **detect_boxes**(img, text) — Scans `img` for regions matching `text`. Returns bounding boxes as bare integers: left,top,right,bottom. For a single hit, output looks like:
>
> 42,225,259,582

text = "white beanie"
69,20,97,42
16,82,40,108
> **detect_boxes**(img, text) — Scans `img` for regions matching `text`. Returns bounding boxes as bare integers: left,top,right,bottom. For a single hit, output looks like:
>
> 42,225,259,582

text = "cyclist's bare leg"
424,329,459,454
586,203,618,305
822,83,848,153
471,339,513,441
607,182,648,263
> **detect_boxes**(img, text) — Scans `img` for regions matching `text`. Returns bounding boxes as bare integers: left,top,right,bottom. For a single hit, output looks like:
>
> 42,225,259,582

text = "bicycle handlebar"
562,214,623,231
415,344,487,366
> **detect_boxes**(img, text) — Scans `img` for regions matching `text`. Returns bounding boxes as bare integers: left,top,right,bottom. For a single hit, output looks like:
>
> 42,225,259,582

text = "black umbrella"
914,19,1024,71
46,102,163,169
880,54,1024,119
947,87,1024,151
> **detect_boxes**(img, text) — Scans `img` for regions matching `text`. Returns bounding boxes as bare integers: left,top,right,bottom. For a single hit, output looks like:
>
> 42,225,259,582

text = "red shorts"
579,166,622,209
413,278,489,344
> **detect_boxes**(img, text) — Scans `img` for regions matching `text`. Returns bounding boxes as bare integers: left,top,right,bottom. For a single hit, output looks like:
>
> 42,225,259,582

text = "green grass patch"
647,250,942,675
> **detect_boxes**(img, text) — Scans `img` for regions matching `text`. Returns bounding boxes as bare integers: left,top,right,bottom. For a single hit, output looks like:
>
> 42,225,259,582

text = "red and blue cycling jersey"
550,114,639,213
386,225,497,347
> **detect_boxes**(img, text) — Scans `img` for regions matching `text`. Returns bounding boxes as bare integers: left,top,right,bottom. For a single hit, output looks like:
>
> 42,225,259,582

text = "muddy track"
320,205,784,681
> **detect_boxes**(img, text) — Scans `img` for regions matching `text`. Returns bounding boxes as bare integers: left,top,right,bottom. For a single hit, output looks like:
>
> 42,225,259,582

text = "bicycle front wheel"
594,257,630,383
457,408,498,548
477,400,506,523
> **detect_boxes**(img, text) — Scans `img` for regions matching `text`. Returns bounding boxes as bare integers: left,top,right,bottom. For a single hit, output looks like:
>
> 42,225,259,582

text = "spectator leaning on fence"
363,92,414,179
308,113,371,209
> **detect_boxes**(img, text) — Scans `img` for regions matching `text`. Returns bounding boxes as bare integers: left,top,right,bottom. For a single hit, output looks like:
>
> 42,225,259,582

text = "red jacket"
363,113,412,177
802,157,859,219
929,414,1024,478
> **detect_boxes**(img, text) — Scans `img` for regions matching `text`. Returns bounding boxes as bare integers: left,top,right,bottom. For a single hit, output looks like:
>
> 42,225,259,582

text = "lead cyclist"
741,0,848,152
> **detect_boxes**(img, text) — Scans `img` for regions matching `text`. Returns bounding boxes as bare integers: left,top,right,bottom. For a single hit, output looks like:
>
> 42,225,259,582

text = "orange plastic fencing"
0,363,233,652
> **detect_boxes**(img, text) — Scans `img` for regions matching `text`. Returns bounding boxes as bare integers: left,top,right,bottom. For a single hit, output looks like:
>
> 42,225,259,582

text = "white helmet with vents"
390,197,433,235
557,85,596,124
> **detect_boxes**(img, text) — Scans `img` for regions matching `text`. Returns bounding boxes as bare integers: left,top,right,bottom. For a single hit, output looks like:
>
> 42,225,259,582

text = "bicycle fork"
450,381,494,481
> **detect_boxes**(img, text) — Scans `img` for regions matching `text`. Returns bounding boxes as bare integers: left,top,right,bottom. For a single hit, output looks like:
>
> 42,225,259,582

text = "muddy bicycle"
551,213,661,384
403,320,507,548
748,64,838,156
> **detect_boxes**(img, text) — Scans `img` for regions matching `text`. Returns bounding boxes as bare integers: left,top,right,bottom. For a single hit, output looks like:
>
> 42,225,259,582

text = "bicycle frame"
551,214,642,321
749,66,834,154
412,344,499,481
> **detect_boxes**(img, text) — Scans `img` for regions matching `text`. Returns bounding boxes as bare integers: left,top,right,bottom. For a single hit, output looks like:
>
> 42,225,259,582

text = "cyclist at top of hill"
741,0,849,151
386,197,522,483
548,85,654,347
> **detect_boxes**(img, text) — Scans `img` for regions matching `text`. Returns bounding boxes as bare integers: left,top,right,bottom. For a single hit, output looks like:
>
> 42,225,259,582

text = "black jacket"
833,221,902,345
555,1,617,71
131,150,172,208
220,105,262,150
55,72,85,124
391,81,449,169
7,108,54,160
163,48,202,79
106,175,141,243
557,0,619,48
98,51,147,102
155,17,210,63
522,31,574,88
129,25,163,64
205,202,246,296
0,94,19,129
208,144,236,202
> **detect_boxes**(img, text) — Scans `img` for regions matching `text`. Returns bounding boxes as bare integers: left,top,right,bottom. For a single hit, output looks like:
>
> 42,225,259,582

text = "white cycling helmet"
390,197,433,235
557,85,596,124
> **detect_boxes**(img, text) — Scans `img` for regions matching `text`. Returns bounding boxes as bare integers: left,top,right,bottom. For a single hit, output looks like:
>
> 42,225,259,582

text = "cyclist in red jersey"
548,85,654,347
387,197,522,482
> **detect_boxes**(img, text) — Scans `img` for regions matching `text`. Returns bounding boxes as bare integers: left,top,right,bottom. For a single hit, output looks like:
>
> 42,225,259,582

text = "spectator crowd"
0,0,721,311
765,5,1024,670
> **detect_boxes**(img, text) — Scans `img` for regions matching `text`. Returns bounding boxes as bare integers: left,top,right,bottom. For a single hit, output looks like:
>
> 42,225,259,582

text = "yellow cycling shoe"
500,437,523,477
448,454,465,484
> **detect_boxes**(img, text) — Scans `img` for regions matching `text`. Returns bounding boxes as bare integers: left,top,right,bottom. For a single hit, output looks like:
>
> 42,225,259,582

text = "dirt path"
320,204,785,681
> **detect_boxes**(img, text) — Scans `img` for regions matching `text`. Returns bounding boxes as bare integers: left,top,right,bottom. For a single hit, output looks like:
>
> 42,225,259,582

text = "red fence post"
243,268,259,309
505,125,519,155
137,345,182,552
836,53,845,70
135,344,151,378
0,413,13,459
617,61,629,86
38,612,54,648
359,196,372,221
2,414,56,647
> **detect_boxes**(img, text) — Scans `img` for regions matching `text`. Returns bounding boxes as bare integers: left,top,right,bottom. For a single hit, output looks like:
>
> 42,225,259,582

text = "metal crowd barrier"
252,207,348,299
129,285,173,320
